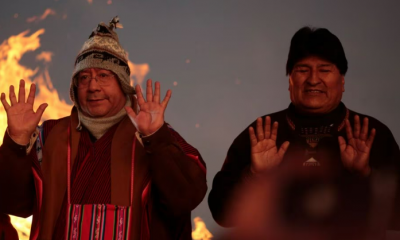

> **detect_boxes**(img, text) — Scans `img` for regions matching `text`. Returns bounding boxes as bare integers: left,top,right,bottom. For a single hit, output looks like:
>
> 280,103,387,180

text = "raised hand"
125,79,171,136
1,80,48,145
249,116,290,175
338,115,376,176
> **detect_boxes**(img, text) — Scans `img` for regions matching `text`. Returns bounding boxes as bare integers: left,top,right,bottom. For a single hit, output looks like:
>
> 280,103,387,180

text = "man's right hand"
1,80,47,145
249,116,290,175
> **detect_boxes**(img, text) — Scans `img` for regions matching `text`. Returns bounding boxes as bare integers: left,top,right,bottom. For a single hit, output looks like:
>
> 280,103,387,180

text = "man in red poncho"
0,16,207,240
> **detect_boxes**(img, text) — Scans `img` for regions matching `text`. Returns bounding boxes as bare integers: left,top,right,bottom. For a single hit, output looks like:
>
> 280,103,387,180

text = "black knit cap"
286,27,348,75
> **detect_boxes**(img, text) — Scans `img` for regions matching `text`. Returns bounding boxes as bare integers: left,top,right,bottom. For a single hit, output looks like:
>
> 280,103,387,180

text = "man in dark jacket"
209,27,400,240
0,17,207,240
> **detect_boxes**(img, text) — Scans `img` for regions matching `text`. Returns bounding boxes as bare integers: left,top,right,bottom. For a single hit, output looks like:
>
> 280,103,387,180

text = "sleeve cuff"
3,131,28,156
136,123,174,154
5,128,39,155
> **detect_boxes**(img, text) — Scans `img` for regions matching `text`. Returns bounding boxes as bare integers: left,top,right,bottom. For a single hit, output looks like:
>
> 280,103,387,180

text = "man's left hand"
338,115,376,176
125,79,171,136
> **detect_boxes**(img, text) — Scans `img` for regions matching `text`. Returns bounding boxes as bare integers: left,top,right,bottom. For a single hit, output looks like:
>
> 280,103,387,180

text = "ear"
288,75,293,91
341,76,345,92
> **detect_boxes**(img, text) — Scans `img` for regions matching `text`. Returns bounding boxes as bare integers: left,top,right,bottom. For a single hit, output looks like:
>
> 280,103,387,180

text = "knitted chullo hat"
69,16,135,109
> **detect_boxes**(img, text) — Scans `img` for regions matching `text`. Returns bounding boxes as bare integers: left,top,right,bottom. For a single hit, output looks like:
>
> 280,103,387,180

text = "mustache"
86,95,108,100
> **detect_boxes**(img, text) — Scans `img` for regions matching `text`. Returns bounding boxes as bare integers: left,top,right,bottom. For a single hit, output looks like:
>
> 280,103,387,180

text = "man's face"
77,68,126,118
289,56,344,115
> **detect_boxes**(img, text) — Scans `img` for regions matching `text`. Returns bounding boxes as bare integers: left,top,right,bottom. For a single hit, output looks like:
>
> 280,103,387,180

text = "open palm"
125,79,171,136
338,115,375,176
1,80,47,144
249,116,290,174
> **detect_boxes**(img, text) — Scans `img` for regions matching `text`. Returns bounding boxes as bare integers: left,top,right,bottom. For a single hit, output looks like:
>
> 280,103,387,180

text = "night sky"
1,0,400,236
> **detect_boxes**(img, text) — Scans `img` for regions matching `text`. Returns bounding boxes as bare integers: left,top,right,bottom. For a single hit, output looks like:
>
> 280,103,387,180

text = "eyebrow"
294,64,310,68
95,69,113,74
318,64,333,67
79,69,112,74
294,63,333,68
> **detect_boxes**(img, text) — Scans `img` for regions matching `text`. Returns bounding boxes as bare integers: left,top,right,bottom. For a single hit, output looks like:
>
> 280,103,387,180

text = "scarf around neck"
78,97,131,139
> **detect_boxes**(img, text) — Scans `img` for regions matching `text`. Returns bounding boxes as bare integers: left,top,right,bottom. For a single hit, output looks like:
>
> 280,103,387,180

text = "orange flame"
0,28,72,239
36,51,53,62
128,58,150,87
0,29,72,145
26,8,56,23
192,217,213,240
9,216,31,240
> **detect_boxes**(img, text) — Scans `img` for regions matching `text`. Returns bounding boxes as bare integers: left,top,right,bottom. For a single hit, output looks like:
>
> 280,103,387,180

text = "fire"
36,51,53,62
192,217,213,240
0,28,73,239
26,8,56,23
0,28,71,145
1,28,209,239
9,216,31,240
128,57,150,87
0,29,150,144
